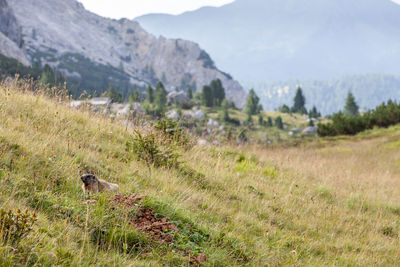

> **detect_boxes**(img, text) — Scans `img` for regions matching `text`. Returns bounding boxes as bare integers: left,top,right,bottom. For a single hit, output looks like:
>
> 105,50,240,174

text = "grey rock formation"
0,0,29,64
167,91,190,105
207,118,219,128
7,0,247,107
302,126,317,133
166,109,180,121
0,0,21,45
89,98,111,106
183,109,205,120
110,103,130,118
131,103,144,114
0,33,29,65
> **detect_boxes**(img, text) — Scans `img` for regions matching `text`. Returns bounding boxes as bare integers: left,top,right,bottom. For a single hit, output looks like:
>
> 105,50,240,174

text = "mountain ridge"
136,0,400,82
0,0,29,65
136,0,400,113
4,0,246,106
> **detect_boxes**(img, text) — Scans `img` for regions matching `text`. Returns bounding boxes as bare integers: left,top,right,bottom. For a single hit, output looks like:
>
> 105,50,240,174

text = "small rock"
69,100,82,108
207,118,219,128
197,139,208,146
302,126,317,133
166,109,180,121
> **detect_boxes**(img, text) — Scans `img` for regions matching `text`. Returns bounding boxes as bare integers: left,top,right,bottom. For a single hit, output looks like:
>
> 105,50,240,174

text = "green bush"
126,131,179,168
154,118,191,148
318,100,400,137
0,209,37,244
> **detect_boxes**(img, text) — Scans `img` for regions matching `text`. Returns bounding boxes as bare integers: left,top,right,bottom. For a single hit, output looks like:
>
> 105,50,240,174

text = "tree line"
318,98,400,137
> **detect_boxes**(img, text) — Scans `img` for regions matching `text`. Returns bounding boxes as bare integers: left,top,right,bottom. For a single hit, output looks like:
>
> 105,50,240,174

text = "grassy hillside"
1,82,400,266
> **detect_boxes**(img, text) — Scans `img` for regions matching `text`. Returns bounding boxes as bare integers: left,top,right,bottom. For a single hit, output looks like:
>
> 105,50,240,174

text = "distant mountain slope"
246,74,400,115
0,0,29,65
6,0,246,105
136,0,400,82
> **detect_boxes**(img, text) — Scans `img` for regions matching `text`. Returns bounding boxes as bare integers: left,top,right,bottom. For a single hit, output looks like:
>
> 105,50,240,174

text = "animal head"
80,174,98,185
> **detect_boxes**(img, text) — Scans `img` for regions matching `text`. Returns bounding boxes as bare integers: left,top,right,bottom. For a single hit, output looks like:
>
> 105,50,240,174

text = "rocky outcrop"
0,0,29,65
7,0,247,107
0,33,29,65
0,0,21,45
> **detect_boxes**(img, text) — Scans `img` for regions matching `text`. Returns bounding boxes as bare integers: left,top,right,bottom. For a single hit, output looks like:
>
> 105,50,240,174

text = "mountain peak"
5,0,246,106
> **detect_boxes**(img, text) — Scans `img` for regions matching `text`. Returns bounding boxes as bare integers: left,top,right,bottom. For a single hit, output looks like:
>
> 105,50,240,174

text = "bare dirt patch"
112,193,143,208
111,194,178,244
190,253,208,265
133,206,179,243
111,194,207,264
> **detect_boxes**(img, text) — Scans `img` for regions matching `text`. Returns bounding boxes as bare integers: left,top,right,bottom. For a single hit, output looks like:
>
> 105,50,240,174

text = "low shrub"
318,100,400,137
126,131,179,168
0,209,37,244
154,118,192,148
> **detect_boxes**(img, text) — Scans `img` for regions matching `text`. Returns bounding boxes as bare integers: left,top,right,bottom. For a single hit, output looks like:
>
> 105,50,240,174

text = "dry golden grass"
1,80,400,266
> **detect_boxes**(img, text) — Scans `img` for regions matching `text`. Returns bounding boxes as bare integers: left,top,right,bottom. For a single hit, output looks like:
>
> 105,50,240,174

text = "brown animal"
80,174,119,194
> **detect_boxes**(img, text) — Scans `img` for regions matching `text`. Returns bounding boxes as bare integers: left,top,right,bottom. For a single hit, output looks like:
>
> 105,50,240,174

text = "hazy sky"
77,0,235,19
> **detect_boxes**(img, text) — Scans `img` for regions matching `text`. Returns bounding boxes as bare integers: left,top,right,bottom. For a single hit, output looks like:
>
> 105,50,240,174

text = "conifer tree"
258,114,264,126
245,89,261,116
187,88,193,99
246,112,252,124
154,82,167,115
104,83,122,103
267,117,273,127
292,86,306,114
221,99,230,122
210,79,225,106
202,85,213,107
309,106,321,118
128,90,140,103
145,85,154,103
39,64,55,87
275,116,284,129
344,92,359,116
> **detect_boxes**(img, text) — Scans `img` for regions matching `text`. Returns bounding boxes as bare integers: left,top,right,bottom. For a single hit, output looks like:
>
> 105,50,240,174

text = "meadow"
1,81,400,266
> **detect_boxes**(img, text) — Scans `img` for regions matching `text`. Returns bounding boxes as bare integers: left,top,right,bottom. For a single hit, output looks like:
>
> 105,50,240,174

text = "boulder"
197,139,208,146
207,118,220,128
90,97,111,106
302,126,317,133
69,100,82,108
166,109,180,121
167,91,190,104
110,103,130,118
131,102,144,113
183,109,204,120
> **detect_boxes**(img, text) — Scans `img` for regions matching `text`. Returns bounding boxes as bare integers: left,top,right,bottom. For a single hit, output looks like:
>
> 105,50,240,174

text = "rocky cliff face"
0,0,21,45
0,0,29,65
6,0,246,106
